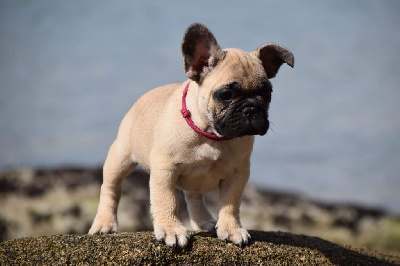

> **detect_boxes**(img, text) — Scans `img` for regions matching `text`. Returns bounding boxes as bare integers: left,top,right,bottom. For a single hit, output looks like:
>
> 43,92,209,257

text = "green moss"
384,218,400,251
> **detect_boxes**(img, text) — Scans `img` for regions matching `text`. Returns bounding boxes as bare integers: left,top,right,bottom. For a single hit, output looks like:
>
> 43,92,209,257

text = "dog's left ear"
253,44,294,79
182,23,224,83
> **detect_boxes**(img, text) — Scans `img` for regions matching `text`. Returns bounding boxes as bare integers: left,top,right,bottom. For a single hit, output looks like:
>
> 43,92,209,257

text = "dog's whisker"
269,121,277,133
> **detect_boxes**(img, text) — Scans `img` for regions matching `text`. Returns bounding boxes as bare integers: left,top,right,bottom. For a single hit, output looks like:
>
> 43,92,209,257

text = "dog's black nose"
242,106,258,118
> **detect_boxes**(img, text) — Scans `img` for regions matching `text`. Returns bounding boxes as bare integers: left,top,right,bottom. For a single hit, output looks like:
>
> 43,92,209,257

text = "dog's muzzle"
242,105,269,135
214,103,269,138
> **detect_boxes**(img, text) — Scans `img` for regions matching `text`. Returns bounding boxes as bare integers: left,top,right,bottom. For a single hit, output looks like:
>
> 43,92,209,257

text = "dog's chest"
176,142,239,193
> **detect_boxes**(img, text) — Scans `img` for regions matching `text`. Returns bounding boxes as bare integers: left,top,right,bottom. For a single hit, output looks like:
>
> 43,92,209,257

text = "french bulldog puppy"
89,23,294,247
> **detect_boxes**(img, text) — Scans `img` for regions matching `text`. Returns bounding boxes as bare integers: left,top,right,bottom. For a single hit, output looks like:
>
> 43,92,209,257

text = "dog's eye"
262,89,273,99
259,81,273,99
259,87,273,100
216,90,234,102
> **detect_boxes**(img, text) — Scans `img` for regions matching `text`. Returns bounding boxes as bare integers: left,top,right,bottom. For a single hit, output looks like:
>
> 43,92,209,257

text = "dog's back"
115,83,181,172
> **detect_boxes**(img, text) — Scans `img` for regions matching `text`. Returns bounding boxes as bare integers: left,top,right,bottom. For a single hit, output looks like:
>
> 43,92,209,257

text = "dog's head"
182,23,294,138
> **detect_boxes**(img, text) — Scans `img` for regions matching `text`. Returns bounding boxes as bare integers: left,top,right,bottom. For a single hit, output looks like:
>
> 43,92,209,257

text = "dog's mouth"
213,105,269,138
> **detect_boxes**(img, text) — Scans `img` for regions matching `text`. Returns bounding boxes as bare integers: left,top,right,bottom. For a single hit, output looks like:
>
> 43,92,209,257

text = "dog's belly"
176,161,232,193
173,138,252,193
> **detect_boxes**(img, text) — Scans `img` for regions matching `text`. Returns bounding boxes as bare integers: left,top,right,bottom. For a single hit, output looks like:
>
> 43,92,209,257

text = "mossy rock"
1,230,399,265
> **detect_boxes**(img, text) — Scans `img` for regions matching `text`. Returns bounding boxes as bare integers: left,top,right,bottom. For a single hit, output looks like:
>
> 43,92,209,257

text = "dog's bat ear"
182,23,224,83
253,43,294,79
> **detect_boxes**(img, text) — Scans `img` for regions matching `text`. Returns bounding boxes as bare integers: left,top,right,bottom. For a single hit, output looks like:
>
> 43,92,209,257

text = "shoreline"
1,165,395,215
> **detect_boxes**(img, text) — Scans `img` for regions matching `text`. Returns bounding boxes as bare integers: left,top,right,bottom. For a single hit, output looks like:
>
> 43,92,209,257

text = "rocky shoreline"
0,167,399,255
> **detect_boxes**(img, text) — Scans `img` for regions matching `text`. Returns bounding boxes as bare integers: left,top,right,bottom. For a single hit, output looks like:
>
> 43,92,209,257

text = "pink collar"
181,82,232,141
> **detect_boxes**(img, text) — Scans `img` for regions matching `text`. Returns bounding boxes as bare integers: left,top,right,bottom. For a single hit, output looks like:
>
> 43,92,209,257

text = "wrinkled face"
199,49,272,138
212,80,272,138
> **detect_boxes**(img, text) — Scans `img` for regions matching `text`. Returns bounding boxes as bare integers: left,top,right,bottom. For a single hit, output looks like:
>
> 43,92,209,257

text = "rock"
1,231,399,265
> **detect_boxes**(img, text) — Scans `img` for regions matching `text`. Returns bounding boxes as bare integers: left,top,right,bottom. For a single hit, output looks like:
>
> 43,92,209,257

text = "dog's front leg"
150,169,189,247
216,167,251,247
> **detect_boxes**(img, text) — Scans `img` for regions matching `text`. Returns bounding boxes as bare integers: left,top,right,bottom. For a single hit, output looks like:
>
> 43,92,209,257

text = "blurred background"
1,0,399,253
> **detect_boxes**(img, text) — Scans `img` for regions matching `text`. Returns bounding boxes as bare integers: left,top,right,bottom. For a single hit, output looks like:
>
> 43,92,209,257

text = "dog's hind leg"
184,191,216,231
89,139,136,235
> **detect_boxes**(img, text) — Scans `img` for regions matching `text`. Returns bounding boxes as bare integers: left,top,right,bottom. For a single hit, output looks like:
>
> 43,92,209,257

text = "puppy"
89,23,294,247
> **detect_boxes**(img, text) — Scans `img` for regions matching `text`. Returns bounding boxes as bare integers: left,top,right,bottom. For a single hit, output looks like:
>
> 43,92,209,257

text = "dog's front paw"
88,213,118,235
154,222,189,248
216,224,250,247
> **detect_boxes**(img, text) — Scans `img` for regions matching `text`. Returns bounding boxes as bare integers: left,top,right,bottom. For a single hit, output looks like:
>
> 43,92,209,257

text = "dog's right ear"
182,23,224,83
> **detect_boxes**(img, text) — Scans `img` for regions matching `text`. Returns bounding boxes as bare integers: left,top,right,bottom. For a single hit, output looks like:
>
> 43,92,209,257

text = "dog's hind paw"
191,219,217,231
88,213,118,235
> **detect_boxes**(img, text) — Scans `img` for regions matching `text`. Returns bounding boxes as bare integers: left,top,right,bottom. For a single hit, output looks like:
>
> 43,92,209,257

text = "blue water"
1,1,399,213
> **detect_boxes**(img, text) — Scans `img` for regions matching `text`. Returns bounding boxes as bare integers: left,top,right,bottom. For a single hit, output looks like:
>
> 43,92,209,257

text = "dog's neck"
181,81,231,141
